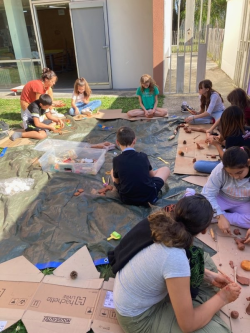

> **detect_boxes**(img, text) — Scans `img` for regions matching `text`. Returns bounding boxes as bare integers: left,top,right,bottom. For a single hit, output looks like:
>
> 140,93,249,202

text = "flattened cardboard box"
0,246,124,333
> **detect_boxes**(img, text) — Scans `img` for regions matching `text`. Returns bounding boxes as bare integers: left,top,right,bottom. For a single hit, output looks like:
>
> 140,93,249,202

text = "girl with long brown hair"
227,88,250,125
69,77,101,116
127,74,168,118
111,194,240,333
194,106,250,173
185,79,224,124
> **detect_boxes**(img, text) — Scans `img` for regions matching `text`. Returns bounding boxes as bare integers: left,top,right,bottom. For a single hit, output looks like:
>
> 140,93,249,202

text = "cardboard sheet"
198,225,250,332
182,175,209,187
0,246,124,333
0,130,33,148
174,126,219,175
91,109,168,121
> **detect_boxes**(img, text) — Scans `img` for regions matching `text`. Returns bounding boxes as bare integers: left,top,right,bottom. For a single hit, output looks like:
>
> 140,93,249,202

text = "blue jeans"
188,109,224,124
69,100,101,115
194,160,220,174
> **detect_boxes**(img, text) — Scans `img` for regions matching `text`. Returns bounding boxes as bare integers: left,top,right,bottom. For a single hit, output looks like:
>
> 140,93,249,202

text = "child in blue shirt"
127,74,168,118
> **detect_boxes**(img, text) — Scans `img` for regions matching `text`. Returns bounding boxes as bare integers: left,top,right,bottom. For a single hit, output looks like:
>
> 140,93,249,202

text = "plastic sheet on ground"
0,116,213,265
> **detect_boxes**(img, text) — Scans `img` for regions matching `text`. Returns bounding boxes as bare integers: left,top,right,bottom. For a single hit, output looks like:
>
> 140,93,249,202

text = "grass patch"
0,95,165,128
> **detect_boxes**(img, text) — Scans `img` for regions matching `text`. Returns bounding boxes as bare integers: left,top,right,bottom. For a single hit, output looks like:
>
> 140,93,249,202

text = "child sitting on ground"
127,74,168,118
10,94,64,141
202,146,250,234
111,126,170,206
69,77,101,116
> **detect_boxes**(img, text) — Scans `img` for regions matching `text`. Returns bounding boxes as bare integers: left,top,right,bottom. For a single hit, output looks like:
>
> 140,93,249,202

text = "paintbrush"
234,266,237,283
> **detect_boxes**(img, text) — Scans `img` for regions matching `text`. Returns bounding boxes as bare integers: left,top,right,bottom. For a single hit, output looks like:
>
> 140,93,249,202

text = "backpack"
0,121,9,140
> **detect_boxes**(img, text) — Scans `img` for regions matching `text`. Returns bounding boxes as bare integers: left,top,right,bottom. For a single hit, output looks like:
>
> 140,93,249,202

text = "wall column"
153,0,164,94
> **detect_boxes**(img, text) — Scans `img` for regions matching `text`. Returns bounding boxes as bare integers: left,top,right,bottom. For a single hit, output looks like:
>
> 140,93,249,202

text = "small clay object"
98,185,113,195
196,143,204,150
219,263,222,266
183,140,187,144
192,158,196,163
178,150,184,156
229,260,234,269
230,311,239,319
233,228,241,235
246,297,250,301
185,129,192,133
241,260,250,271
74,192,80,196
246,303,250,316
211,155,217,159
70,270,78,280
78,189,84,193
236,274,250,286
234,237,245,251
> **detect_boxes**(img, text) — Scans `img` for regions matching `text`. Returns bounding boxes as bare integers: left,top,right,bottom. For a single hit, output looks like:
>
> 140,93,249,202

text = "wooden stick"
234,266,237,283
193,134,200,140
217,268,231,280
210,228,216,241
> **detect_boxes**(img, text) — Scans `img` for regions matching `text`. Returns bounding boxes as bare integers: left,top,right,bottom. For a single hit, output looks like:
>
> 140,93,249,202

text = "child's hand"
75,107,80,115
49,123,57,132
205,270,232,288
205,136,220,146
218,214,231,235
57,119,65,128
244,229,250,244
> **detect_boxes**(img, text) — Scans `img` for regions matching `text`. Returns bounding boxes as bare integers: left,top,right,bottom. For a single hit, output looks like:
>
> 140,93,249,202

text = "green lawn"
0,95,165,128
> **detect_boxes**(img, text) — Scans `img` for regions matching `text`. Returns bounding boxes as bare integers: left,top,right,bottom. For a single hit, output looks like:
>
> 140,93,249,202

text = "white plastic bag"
0,178,34,196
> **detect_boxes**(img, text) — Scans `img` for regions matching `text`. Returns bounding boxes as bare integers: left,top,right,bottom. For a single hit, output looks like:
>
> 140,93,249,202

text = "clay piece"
192,158,196,163
74,192,80,196
189,127,206,133
233,229,241,235
185,129,192,134
241,260,250,271
70,270,78,280
183,140,187,144
178,150,184,156
246,297,250,301
78,189,84,193
229,260,234,269
98,185,113,195
210,155,217,159
230,311,239,319
234,237,245,251
246,303,250,316
236,274,250,286
196,143,204,150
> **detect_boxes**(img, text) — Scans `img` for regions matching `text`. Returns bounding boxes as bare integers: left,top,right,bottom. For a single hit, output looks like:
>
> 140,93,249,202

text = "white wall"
163,0,172,85
107,0,153,89
221,0,244,79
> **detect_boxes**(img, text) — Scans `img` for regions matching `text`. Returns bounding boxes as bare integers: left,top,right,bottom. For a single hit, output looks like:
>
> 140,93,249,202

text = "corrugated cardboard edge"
182,175,209,187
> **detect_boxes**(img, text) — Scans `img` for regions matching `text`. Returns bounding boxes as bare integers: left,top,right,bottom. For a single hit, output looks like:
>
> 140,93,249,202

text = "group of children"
8,68,250,332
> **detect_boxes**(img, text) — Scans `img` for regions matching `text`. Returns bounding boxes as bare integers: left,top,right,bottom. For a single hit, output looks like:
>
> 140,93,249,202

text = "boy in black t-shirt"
10,94,64,141
112,126,170,206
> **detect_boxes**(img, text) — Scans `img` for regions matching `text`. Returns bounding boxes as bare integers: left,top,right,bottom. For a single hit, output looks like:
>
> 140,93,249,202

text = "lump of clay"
233,229,241,235
192,158,196,163
241,260,250,271
246,303,250,316
236,274,250,286
234,237,245,251
229,260,234,269
230,311,239,319
196,143,204,150
183,140,187,144
178,150,184,156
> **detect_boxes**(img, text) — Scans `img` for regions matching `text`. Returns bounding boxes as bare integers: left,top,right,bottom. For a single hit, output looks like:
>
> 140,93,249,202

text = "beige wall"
107,0,153,89
221,0,244,79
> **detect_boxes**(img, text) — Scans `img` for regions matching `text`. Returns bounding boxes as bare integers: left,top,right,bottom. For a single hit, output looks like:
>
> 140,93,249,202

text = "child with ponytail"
69,77,101,116
202,146,250,234
110,194,240,333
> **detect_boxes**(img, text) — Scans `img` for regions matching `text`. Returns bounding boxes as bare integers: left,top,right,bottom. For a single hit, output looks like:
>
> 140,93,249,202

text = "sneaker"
181,104,195,113
82,107,92,116
50,109,65,118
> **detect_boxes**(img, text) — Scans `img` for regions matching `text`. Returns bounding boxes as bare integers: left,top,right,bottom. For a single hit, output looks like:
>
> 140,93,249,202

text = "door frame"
69,1,112,89
30,0,71,70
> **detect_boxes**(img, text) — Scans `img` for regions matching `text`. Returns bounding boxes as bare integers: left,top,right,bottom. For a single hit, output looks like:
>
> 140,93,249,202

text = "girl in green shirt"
127,74,168,118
